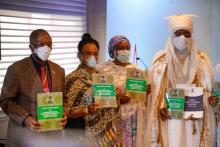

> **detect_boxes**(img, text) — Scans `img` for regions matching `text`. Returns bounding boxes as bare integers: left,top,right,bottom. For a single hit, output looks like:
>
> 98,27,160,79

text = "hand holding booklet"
125,68,147,100
166,85,204,120
165,88,185,119
92,74,117,107
37,92,63,131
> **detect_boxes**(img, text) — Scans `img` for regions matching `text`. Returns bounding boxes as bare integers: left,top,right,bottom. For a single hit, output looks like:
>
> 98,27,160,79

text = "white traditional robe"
144,44,216,147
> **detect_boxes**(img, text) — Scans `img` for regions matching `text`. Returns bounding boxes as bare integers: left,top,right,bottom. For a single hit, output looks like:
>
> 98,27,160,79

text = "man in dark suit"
0,29,67,147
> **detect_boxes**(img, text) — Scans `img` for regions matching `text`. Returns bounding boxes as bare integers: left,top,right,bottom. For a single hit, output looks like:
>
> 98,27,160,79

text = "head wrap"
165,14,197,34
108,35,130,58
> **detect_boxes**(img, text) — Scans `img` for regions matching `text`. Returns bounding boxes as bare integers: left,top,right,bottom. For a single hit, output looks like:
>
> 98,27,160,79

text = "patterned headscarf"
108,35,131,58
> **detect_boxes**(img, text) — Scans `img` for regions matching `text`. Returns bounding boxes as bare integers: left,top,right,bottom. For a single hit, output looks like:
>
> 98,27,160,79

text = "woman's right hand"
115,87,130,104
88,103,100,113
160,108,171,121
70,107,88,118
118,95,130,104
115,87,123,95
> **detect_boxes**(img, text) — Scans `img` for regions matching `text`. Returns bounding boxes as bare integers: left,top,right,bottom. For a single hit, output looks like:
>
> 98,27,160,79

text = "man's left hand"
60,111,68,127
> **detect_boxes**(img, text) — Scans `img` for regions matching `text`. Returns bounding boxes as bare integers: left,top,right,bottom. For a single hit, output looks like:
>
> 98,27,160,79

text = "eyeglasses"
174,30,191,38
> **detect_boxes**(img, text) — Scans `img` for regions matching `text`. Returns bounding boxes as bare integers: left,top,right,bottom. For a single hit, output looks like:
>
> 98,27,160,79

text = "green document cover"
125,68,147,99
165,88,185,119
213,81,220,105
92,74,117,107
37,92,63,131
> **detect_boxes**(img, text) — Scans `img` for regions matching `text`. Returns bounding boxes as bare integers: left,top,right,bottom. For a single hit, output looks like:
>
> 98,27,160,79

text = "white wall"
88,0,107,63
212,0,220,66
107,0,219,68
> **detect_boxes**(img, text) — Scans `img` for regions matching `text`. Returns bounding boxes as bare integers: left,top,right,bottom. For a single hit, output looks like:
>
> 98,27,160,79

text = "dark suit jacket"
0,56,65,147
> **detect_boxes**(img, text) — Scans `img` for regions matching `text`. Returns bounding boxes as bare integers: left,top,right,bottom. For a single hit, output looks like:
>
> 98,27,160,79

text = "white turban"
164,14,199,88
165,14,197,33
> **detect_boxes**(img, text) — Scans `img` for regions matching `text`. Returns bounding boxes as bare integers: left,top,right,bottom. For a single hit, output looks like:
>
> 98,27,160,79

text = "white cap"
165,13,198,33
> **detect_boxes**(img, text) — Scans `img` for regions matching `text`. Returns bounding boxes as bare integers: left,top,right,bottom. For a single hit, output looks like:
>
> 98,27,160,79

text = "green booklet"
125,68,147,99
165,88,185,119
92,74,117,107
37,92,63,131
213,81,220,105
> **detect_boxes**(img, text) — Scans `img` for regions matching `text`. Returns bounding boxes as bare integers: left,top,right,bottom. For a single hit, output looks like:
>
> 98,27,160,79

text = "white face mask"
173,35,190,51
115,50,130,63
35,45,51,61
87,55,97,68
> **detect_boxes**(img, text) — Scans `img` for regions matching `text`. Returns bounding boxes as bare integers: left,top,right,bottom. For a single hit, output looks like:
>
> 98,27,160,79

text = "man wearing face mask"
145,14,215,147
0,29,67,147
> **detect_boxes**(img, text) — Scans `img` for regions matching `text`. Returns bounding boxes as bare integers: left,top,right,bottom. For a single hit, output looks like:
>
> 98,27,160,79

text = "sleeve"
0,65,30,126
65,76,86,117
61,68,68,115
149,61,168,110
199,52,213,92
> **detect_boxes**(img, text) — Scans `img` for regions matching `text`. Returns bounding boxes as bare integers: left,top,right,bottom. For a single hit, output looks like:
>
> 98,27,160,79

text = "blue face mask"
86,55,97,68
116,50,130,63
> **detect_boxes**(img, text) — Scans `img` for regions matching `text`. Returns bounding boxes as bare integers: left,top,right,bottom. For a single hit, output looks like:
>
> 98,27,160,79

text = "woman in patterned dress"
65,33,122,146
96,35,150,147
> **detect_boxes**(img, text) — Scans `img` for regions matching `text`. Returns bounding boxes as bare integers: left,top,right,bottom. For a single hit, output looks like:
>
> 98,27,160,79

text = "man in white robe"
145,14,216,147
209,63,220,147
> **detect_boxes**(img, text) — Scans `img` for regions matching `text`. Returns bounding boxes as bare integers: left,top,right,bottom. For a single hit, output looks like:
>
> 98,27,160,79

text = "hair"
29,29,51,43
78,33,99,53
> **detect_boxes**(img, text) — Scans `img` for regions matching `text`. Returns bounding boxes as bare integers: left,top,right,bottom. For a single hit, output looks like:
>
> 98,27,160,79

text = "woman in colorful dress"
96,35,150,147
65,33,122,146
